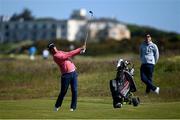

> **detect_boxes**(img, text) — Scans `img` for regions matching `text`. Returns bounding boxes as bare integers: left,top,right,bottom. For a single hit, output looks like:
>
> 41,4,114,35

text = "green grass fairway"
0,98,180,119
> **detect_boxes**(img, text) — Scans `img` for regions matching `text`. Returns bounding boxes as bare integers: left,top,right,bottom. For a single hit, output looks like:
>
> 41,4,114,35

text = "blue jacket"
140,41,159,65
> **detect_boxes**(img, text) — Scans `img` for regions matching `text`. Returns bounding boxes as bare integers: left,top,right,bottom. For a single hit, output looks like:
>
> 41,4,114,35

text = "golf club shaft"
82,11,93,53
84,12,93,46
84,22,90,46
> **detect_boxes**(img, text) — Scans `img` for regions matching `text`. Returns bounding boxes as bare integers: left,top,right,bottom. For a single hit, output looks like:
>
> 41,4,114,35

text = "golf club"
83,11,93,53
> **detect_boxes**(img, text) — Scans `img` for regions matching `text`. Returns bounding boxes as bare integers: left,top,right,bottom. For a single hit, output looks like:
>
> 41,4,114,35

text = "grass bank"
0,54,180,102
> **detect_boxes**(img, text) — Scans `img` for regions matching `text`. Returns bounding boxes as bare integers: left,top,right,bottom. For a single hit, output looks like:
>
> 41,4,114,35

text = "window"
5,24,9,29
42,32,47,38
32,32,37,40
42,24,46,29
5,32,9,37
23,33,28,40
62,32,66,37
61,24,66,29
51,32,56,37
12,33,17,39
33,24,37,29
111,31,116,36
14,24,19,29
52,24,56,29
24,24,28,29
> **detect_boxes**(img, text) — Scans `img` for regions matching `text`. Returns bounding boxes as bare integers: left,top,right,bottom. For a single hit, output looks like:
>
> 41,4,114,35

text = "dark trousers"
140,64,156,93
55,71,78,109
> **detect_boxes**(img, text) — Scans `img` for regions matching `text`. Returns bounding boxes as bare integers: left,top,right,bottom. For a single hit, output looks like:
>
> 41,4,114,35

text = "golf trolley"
110,59,140,108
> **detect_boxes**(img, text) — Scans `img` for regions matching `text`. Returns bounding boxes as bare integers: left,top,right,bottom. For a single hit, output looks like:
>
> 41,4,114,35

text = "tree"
10,8,34,21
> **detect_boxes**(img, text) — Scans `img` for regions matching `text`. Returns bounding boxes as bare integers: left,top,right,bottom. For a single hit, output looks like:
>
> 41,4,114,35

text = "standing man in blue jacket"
140,34,160,95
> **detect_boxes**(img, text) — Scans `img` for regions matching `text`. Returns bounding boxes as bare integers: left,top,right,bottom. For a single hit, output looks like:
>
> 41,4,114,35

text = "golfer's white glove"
80,45,86,54
80,48,86,54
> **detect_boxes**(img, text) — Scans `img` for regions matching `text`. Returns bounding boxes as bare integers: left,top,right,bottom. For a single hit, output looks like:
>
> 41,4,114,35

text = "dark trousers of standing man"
140,64,156,93
55,71,78,110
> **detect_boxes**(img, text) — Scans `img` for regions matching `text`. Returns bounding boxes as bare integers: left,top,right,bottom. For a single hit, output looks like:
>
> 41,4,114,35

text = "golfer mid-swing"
48,43,86,112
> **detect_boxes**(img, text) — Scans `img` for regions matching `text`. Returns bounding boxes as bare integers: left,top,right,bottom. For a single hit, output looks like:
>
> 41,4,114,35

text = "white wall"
67,19,86,41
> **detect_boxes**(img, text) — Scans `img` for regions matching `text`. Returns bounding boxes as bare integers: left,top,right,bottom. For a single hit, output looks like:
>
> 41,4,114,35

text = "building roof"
90,18,120,24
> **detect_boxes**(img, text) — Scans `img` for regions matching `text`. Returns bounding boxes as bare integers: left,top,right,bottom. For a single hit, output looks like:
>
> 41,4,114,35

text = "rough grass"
0,98,180,119
0,54,180,102
0,54,180,119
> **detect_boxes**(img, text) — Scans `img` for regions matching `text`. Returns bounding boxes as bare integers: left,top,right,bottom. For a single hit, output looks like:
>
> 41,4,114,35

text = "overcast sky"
1,0,180,33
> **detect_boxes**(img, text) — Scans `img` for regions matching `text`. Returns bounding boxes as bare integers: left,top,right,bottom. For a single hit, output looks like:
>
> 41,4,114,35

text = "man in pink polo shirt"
48,43,86,112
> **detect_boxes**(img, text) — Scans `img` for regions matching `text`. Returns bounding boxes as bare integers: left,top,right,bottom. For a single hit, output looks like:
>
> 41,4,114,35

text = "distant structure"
28,46,37,60
0,16,10,22
0,9,130,43
89,18,130,41
42,49,49,59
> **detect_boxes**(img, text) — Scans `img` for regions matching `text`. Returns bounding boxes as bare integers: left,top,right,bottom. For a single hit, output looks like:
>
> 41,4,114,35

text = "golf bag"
110,59,140,108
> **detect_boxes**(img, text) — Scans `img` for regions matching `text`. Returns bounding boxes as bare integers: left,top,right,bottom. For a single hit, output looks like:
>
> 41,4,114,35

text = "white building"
0,19,59,42
0,9,130,43
0,16,10,22
66,19,86,41
89,18,130,41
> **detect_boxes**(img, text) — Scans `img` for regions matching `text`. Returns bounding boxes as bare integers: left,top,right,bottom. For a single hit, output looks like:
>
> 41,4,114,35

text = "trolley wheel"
132,97,139,107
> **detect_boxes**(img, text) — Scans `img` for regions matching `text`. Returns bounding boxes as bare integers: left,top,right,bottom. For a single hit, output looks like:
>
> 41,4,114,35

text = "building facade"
0,9,130,43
